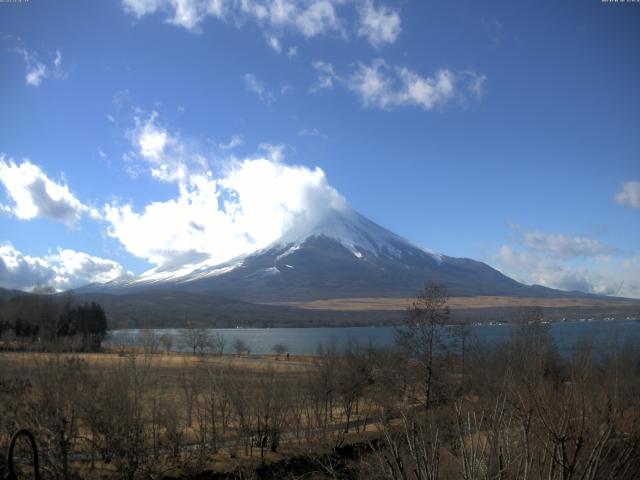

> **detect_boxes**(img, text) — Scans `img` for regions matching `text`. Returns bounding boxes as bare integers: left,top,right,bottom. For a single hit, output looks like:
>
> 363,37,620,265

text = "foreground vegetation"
1,287,639,479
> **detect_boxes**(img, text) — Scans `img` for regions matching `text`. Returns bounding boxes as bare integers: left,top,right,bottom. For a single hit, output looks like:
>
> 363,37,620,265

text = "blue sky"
0,0,639,297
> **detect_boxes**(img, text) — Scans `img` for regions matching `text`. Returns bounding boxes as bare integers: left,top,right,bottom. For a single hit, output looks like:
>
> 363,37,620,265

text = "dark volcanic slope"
86,207,593,302
163,236,569,301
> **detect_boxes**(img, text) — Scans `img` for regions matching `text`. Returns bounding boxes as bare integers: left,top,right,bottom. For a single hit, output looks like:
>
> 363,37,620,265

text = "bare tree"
272,343,288,360
211,332,226,356
452,322,473,380
233,338,250,357
374,409,441,480
27,355,84,479
180,328,210,355
395,282,450,411
159,333,173,355
141,329,160,354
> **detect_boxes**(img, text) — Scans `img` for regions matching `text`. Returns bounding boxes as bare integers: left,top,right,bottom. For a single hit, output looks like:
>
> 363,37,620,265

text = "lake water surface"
107,319,640,355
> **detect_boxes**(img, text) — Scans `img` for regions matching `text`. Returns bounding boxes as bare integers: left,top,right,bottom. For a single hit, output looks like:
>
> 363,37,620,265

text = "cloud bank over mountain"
104,112,347,269
0,244,131,291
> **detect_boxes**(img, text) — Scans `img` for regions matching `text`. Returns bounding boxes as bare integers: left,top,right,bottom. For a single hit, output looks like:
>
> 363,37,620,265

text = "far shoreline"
107,315,640,331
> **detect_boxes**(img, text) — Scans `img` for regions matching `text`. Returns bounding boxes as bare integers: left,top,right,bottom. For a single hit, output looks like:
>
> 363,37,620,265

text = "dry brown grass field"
0,350,316,371
0,348,389,479
270,295,640,311
1,313,640,479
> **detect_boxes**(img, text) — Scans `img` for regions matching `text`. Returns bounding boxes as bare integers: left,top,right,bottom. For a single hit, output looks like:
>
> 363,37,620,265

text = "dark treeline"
0,289,108,351
0,284,639,479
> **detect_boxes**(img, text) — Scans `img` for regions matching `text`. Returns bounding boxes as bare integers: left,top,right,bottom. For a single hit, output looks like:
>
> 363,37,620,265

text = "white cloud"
392,65,455,110
49,249,134,287
287,46,298,57
280,82,294,95
491,225,638,298
293,0,341,37
0,244,51,290
311,59,486,111
515,229,617,258
14,47,66,87
258,142,287,162
167,0,213,30
128,111,208,182
244,73,275,104
104,158,346,269
357,0,401,48
15,47,46,86
493,246,638,298
0,155,98,225
0,244,132,291
218,134,244,150
298,127,327,139
615,180,640,209
465,71,487,99
121,0,163,17
121,0,347,42
265,33,282,52
53,49,63,69
105,117,346,269
310,60,339,91
26,64,46,86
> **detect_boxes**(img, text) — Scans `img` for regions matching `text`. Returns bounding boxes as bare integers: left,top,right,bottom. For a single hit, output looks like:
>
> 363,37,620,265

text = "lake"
107,319,640,355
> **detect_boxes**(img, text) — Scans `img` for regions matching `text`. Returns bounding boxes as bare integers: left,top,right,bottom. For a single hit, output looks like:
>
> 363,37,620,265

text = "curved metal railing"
6,429,40,480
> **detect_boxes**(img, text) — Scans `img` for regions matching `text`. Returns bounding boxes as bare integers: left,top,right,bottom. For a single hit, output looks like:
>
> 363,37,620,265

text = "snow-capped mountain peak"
83,205,543,302
99,206,439,288
275,205,436,261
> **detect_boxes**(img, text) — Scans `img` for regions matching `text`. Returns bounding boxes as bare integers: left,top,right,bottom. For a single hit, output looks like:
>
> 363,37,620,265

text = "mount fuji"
87,205,575,302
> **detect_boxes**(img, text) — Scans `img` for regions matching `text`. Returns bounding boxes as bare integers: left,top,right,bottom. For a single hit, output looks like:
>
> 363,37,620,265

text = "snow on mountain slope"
105,205,437,286
85,205,571,301
268,205,441,263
